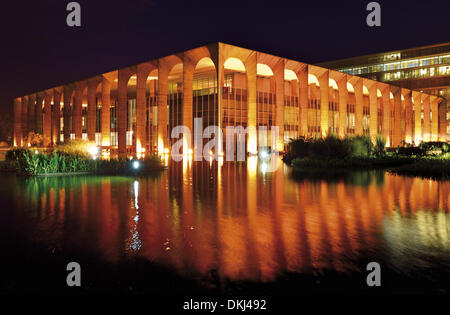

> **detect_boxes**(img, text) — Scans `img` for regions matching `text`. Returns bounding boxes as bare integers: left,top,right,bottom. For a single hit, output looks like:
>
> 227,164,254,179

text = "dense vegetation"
1,148,166,176
283,135,450,180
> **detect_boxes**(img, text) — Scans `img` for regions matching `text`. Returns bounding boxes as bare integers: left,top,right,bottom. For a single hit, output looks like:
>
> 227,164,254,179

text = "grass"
284,136,450,181
1,148,166,176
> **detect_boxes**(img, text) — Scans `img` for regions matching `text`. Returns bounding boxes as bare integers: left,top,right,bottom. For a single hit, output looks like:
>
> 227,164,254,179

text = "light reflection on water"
6,158,450,282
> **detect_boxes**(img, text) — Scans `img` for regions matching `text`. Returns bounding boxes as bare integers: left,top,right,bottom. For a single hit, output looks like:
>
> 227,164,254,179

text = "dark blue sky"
1,0,449,116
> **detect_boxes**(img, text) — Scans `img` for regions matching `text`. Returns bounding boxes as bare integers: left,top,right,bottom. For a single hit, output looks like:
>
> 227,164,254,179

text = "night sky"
0,0,449,131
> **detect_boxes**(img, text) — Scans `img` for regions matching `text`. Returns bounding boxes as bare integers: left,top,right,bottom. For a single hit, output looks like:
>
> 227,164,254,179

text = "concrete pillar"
381,87,391,146
136,66,151,155
43,91,52,144
21,96,28,140
273,59,285,151
245,52,257,154
157,61,169,154
35,92,44,135
53,89,62,145
430,96,438,141
438,100,447,141
368,84,378,141
28,94,36,135
136,70,147,155
87,80,98,142
318,71,329,137
298,67,308,137
13,98,22,147
101,77,111,147
403,90,413,144
423,95,430,142
118,69,132,158
354,79,363,135
218,53,224,156
412,91,422,144
337,76,348,138
63,85,74,142
182,57,195,154
73,82,84,139
392,88,402,147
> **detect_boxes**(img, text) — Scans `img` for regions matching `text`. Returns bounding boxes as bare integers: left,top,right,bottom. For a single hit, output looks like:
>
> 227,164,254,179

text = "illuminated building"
13,43,443,156
318,42,450,142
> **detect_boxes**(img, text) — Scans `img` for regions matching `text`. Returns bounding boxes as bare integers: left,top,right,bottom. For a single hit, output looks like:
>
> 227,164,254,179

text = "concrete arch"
42,90,54,145
99,71,116,148
155,55,183,154
220,51,253,153
363,85,369,95
347,82,354,93
85,77,102,143
35,91,45,136
134,62,158,155
223,57,246,72
13,98,22,146
255,55,285,151
52,87,63,145
190,57,218,155
308,74,319,86
73,81,88,140
27,94,36,137
284,69,298,81
81,84,89,140
167,61,184,150
115,66,137,157
257,63,274,77
21,95,29,142
219,45,255,154
63,85,75,141
195,57,216,71
329,78,338,90
185,45,217,71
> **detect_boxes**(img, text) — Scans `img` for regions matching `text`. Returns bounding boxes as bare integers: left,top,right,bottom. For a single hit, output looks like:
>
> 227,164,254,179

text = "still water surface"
2,158,449,285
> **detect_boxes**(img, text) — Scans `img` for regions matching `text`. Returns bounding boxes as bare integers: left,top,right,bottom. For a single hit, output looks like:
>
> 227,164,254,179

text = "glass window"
440,55,450,64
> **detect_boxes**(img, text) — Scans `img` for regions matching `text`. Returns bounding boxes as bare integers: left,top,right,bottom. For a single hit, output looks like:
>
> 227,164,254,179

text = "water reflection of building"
13,43,444,156
13,163,450,282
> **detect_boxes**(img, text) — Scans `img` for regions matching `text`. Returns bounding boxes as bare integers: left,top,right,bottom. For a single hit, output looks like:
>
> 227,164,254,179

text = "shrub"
397,146,425,157
284,134,375,163
347,135,372,157
373,135,386,157
23,132,51,147
53,139,96,157
3,148,166,176
5,148,31,162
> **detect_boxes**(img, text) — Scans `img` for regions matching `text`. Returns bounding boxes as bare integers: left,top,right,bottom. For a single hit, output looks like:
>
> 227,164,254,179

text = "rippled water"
1,158,449,286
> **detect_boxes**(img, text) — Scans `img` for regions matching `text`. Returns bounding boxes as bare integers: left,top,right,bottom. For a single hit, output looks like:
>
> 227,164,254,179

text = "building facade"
13,42,443,158
318,42,450,142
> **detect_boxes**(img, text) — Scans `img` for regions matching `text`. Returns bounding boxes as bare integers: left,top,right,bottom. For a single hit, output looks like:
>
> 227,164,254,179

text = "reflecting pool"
1,157,449,292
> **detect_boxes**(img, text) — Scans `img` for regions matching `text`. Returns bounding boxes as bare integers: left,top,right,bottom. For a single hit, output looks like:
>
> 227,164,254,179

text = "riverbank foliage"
284,135,450,180
2,148,166,176
283,134,375,163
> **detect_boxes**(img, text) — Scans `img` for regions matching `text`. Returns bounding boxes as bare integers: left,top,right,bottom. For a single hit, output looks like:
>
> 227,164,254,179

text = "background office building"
318,42,450,141
13,43,443,158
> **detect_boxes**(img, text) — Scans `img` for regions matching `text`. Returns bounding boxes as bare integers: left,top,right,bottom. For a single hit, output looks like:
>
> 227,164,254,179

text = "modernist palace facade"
13,42,444,158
